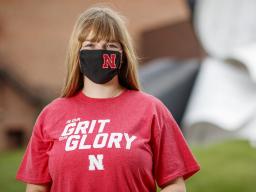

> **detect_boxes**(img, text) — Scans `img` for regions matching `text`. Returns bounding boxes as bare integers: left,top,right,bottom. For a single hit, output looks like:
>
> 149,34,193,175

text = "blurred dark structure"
139,5,205,127
187,0,197,16
139,59,200,127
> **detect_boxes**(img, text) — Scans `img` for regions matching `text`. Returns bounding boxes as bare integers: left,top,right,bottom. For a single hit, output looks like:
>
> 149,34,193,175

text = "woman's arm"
160,177,186,192
26,183,51,192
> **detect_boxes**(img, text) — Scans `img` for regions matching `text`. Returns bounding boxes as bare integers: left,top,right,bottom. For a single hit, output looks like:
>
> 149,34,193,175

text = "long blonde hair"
60,5,141,97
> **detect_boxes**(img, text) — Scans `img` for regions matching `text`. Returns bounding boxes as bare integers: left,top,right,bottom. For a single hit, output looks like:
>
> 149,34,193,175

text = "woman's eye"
107,44,117,48
85,44,93,47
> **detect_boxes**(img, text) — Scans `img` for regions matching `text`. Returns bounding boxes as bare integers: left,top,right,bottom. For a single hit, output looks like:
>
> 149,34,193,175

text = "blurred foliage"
186,139,256,192
0,139,255,192
0,148,26,191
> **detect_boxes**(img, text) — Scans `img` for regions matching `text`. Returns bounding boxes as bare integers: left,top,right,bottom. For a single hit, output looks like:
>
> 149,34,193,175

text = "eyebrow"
84,40,119,43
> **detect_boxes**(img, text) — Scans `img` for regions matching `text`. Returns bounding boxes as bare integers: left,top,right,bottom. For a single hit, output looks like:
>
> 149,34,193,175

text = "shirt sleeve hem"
157,165,200,189
16,174,52,184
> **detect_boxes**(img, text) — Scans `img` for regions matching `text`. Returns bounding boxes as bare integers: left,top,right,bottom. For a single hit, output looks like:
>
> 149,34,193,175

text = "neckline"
76,88,129,102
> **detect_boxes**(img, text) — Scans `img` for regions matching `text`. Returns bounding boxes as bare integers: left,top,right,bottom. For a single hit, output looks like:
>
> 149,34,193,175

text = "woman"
16,6,200,192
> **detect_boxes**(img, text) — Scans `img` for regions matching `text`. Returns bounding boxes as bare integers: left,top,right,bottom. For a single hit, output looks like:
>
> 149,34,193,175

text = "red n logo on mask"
102,54,117,69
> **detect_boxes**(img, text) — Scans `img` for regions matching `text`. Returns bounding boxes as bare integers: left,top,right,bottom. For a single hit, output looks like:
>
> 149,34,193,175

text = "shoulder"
128,89,156,102
128,89,168,112
36,96,74,119
43,97,69,111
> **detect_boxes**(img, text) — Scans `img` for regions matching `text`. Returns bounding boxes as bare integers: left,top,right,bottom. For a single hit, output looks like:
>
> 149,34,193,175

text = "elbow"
26,183,51,192
160,176,186,192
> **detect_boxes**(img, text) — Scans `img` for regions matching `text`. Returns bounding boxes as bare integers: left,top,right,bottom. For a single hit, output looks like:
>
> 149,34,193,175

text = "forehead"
83,39,120,44
79,19,121,42
82,30,121,47
78,12,123,44
85,30,119,42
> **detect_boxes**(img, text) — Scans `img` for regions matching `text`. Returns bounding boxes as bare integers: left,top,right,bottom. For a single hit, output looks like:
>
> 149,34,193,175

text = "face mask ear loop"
117,61,121,75
117,51,122,75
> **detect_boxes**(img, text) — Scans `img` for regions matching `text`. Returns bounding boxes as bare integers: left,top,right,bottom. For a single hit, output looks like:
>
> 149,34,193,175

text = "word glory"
59,118,137,151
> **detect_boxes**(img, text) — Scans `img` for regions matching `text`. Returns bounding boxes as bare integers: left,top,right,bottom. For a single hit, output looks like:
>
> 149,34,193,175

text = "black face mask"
79,49,122,84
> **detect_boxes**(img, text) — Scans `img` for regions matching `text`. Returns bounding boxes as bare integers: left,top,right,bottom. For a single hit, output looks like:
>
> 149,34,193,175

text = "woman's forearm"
160,177,186,192
26,183,51,192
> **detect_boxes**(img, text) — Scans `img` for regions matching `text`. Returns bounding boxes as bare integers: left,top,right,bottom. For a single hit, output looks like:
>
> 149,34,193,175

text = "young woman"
16,6,200,192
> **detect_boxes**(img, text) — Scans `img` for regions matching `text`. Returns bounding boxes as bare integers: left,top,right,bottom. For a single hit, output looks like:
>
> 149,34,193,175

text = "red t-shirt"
16,88,200,192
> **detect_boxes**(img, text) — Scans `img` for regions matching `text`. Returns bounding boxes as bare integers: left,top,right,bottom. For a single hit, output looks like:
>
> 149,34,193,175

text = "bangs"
78,13,121,43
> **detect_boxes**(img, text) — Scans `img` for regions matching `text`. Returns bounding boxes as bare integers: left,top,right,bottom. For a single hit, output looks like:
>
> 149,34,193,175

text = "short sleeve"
151,100,200,188
16,106,53,184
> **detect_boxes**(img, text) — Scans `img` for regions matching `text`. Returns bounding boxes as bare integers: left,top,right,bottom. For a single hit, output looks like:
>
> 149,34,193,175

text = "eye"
107,43,118,48
85,43,93,47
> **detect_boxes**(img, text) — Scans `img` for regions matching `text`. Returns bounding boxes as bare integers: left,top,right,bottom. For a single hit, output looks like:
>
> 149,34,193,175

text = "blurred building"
0,0,204,150
0,67,46,150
